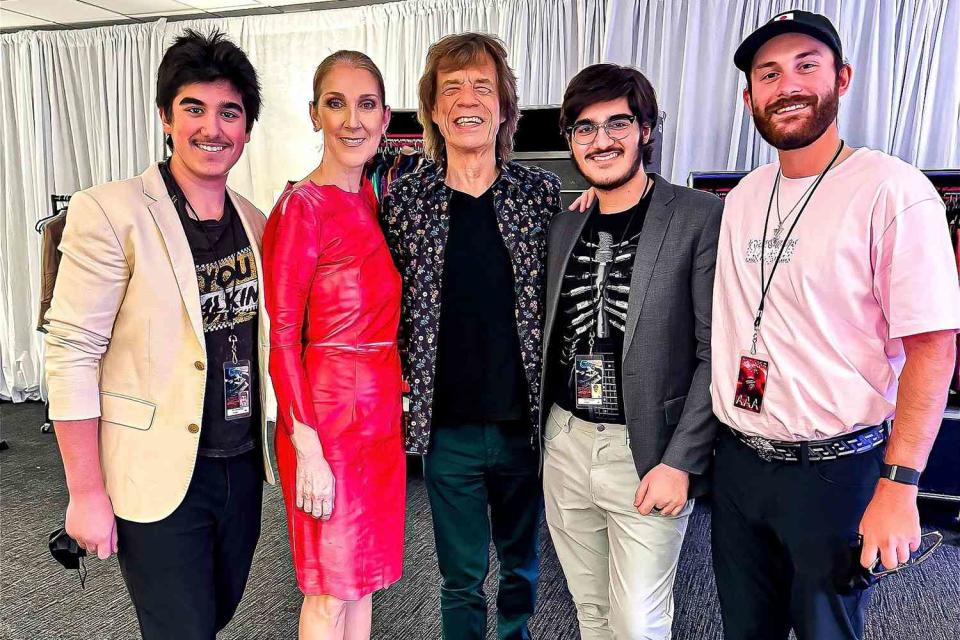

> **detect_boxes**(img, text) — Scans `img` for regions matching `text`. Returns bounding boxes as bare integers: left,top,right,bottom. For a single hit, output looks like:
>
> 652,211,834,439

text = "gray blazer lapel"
142,164,205,350
622,175,677,355
544,206,594,357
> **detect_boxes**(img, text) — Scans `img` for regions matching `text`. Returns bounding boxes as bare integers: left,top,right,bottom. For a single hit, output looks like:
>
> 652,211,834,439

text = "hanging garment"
37,212,67,332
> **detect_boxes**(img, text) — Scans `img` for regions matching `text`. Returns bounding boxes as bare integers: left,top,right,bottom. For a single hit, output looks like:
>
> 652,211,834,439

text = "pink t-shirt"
712,148,960,441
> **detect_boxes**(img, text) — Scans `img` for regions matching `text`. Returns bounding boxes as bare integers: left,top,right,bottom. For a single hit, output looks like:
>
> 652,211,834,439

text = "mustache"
586,143,624,160
765,95,817,116
190,138,232,145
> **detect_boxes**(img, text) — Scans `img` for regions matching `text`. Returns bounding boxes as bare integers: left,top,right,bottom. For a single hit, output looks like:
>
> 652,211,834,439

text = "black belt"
730,422,889,463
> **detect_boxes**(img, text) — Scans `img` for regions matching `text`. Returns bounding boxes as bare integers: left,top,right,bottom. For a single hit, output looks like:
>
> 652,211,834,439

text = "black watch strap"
881,463,921,486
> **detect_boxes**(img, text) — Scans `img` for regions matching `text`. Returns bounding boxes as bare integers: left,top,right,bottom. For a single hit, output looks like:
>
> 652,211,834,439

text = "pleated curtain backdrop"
1,0,958,400
0,22,166,402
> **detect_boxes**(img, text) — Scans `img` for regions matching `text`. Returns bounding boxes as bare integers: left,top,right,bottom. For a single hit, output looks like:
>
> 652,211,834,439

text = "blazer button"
194,361,205,371
188,423,200,434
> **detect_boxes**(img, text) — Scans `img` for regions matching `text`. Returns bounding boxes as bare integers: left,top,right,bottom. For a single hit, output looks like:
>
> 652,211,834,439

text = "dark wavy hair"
560,63,658,165
156,29,262,150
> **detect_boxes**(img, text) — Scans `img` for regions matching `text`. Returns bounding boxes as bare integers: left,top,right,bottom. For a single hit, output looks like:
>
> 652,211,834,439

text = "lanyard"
588,176,651,352
750,141,844,355
161,160,243,362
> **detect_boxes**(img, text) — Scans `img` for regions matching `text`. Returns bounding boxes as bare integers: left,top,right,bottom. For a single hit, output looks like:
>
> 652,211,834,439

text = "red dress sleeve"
262,190,322,435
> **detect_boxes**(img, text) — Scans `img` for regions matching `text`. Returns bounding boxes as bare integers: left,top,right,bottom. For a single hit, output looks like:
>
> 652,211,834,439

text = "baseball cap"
734,10,843,73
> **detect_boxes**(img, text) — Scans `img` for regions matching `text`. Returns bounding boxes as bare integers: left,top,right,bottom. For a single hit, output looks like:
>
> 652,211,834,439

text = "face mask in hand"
48,526,88,588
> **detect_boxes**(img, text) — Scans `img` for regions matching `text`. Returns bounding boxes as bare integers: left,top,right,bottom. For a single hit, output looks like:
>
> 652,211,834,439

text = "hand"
568,187,597,213
290,419,336,520
65,490,118,560
635,463,689,516
858,479,921,571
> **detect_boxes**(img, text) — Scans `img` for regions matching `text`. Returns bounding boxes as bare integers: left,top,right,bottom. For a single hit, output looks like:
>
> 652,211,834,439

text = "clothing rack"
36,194,72,436
35,194,71,233
377,134,424,155
368,135,426,202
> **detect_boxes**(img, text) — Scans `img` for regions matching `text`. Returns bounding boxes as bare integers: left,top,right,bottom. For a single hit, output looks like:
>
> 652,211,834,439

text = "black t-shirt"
432,186,528,425
548,184,654,423
160,161,260,457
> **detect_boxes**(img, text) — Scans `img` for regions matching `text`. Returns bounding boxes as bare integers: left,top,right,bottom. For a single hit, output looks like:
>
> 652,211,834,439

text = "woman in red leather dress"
262,51,404,640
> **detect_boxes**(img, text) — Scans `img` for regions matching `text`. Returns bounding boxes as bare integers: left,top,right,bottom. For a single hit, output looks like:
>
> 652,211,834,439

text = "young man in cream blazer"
45,30,274,639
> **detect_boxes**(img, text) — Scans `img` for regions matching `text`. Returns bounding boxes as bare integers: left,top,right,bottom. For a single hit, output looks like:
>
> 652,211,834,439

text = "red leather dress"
262,179,405,599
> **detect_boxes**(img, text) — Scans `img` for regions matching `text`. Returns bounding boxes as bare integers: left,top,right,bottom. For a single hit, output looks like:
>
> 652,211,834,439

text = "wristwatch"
881,463,921,486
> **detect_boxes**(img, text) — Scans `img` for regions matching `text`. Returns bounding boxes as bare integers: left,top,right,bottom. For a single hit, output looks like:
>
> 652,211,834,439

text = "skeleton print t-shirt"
549,188,653,423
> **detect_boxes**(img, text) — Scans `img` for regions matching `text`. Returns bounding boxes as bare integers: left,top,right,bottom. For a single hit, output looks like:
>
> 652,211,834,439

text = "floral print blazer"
380,160,562,454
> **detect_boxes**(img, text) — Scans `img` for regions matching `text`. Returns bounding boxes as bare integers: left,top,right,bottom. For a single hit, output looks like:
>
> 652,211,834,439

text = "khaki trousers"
543,404,693,640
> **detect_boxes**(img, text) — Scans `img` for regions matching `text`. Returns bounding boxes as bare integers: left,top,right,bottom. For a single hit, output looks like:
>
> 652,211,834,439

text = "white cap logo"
773,12,795,22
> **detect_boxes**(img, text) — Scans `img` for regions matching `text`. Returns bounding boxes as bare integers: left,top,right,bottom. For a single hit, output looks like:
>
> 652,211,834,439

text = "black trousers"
115,450,263,640
711,428,884,640
424,422,542,640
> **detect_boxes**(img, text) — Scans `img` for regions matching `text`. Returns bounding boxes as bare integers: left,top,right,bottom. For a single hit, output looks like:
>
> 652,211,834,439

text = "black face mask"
48,526,87,588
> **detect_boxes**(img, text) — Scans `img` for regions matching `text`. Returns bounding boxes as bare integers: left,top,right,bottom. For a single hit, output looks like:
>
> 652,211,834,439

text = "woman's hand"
290,419,336,520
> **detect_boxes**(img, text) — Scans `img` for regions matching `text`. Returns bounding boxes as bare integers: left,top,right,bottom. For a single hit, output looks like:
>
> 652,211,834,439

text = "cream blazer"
45,163,276,523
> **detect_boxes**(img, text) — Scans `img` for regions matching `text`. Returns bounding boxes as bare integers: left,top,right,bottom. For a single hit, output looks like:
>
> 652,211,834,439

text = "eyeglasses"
565,115,637,145
868,530,943,578
837,530,943,594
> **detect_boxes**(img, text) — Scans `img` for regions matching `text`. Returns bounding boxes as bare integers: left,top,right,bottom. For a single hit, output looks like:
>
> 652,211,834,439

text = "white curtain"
178,0,575,208
1,0,957,401
0,22,166,401
600,0,960,181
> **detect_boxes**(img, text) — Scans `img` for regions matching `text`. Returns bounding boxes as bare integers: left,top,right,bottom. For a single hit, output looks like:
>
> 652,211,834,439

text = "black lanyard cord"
162,160,242,335
751,140,844,354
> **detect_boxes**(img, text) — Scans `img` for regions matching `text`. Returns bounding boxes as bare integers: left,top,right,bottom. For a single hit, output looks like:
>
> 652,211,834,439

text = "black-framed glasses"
565,115,637,145
837,530,943,594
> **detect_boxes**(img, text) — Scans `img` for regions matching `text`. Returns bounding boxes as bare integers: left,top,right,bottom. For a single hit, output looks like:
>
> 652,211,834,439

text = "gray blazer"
540,174,723,497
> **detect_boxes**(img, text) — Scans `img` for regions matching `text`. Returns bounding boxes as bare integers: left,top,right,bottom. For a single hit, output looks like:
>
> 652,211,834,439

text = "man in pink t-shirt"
711,10,960,640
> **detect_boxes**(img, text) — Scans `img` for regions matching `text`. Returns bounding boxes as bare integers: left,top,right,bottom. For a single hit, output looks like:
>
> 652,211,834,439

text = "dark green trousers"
424,422,542,640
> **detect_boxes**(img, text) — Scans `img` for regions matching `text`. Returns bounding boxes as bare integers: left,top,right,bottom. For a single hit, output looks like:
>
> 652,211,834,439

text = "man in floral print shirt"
381,33,560,640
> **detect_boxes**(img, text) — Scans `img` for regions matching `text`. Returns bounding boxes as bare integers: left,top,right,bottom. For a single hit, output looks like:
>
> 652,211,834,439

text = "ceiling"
0,0,392,31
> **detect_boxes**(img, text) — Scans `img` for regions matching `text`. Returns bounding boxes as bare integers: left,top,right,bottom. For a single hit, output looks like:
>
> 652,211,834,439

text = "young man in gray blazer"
540,64,722,639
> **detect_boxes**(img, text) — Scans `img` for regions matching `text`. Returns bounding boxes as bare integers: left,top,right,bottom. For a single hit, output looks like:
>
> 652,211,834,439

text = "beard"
752,83,840,151
573,143,645,191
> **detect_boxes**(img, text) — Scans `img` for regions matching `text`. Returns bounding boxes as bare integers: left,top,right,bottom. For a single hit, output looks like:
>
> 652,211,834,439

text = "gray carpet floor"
2,400,958,639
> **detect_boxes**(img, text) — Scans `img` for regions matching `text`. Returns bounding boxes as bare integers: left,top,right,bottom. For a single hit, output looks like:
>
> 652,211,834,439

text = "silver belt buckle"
746,436,778,462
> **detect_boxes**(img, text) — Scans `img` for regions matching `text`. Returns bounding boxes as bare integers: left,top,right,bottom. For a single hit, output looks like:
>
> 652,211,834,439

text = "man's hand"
568,188,596,212
291,419,336,520
858,479,921,571
858,330,954,571
65,489,118,560
635,463,689,516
